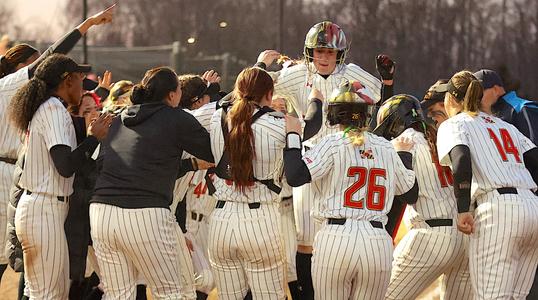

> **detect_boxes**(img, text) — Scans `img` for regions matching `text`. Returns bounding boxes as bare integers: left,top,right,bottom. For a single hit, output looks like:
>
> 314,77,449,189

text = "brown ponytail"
462,79,483,116
227,67,274,192
0,44,38,79
449,70,483,117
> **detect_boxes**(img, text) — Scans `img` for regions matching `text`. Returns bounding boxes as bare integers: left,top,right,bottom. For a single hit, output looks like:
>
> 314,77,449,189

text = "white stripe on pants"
15,191,69,299
208,201,286,300
470,190,538,300
385,225,472,300
312,219,393,300
89,203,196,300
280,199,297,281
0,162,16,265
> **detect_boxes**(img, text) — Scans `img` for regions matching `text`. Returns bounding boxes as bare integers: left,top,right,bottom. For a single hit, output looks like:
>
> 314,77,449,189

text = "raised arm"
28,5,115,77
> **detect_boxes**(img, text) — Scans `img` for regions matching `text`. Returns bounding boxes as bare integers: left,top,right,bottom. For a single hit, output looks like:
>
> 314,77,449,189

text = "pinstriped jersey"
398,128,457,227
210,108,286,203
20,97,77,196
304,131,415,224
438,112,537,199
0,67,29,159
190,101,217,132
172,102,218,209
274,63,382,144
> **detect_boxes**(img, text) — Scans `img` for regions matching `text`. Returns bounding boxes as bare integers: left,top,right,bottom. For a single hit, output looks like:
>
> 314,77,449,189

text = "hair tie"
243,95,255,101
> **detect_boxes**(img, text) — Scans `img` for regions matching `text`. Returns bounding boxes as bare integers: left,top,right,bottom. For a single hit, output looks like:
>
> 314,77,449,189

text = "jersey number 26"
344,167,386,211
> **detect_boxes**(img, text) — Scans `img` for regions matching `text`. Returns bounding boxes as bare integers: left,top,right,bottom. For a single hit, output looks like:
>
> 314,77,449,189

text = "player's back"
308,131,415,224
398,128,457,226
210,108,286,203
438,112,537,198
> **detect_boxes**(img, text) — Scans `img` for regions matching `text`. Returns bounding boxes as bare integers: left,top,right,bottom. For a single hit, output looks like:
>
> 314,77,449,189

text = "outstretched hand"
376,54,395,81
77,4,116,34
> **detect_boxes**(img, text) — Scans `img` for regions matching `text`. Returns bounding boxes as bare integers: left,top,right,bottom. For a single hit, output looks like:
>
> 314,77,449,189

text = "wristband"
286,132,302,149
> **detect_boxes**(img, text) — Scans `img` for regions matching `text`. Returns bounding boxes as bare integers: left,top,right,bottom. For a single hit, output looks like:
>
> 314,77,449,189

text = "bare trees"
62,0,537,98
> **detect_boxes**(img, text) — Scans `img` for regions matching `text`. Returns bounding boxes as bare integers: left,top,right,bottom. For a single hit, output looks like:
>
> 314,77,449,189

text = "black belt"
327,218,383,229
497,187,518,194
425,219,453,227
216,200,261,209
26,190,69,202
191,212,204,222
0,157,16,165
282,196,292,201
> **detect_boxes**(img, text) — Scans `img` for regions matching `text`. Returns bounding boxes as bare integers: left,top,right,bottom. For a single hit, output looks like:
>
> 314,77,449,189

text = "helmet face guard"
304,21,348,65
327,102,372,128
373,94,425,140
327,80,376,128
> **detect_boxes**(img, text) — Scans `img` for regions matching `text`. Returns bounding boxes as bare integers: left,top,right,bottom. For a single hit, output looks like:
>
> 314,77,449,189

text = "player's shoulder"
399,128,427,143
257,109,286,128
192,102,217,117
278,63,307,78
39,97,65,112
33,97,67,122
0,67,29,87
365,132,394,148
344,63,376,79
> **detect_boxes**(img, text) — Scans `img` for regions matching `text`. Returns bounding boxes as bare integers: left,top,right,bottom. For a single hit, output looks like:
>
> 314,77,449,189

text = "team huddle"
0,4,538,300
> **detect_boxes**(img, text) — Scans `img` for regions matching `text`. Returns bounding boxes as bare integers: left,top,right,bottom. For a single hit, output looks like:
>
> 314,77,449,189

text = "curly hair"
8,54,72,132
177,74,207,109
0,44,38,79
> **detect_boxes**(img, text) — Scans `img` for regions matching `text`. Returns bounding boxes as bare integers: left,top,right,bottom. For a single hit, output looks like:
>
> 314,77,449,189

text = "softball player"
374,95,473,300
90,67,213,300
257,21,382,298
437,70,538,299
208,67,322,299
178,74,221,298
283,81,417,300
208,67,287,300
0,6,114,281
8,54,111,299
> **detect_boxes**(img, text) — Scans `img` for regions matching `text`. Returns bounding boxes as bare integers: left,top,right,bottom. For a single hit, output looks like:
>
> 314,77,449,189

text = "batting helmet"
373,94,425,140
327,80,376,128
304,21,347,65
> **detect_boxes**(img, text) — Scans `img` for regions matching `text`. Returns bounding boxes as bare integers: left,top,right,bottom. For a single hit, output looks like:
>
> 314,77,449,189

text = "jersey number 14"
488,128,521,163
344,167,386,211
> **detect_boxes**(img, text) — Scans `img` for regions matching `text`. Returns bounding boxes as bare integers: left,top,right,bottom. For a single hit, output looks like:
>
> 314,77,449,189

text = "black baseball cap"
83,78,98,90
420,79,449,110
473,69,504,89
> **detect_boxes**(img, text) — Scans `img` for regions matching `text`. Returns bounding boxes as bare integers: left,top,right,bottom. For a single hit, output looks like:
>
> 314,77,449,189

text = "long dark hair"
0,44,38,79
228,67,274,191
130,67,178,105
8,54,72,132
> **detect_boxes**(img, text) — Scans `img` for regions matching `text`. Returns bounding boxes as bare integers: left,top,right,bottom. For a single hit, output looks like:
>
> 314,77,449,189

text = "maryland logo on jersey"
360,149,374,159
481,115,495,124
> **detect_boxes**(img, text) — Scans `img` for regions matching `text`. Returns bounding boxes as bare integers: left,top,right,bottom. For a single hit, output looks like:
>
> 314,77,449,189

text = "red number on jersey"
488,128,521,163
344,167,387,211
433,160,454,187
193,182,208,198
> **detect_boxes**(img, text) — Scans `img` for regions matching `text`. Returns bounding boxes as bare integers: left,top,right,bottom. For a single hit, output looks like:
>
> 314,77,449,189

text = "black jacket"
92,103,214,209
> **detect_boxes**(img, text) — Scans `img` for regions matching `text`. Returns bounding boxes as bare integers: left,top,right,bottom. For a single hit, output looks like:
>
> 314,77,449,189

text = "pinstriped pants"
15,192,70,300
385,225,473,300
208,201,286,300
312,219,393,300
0,162,15,265
471,189,538,300
89,203,196,300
